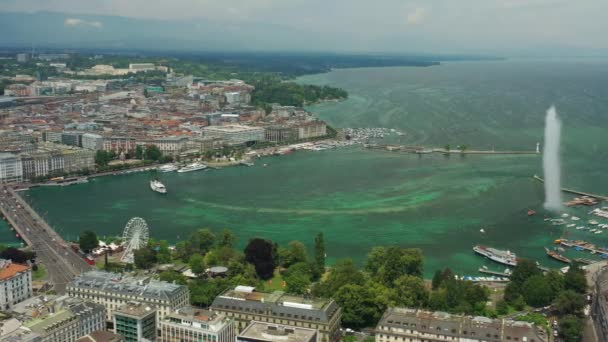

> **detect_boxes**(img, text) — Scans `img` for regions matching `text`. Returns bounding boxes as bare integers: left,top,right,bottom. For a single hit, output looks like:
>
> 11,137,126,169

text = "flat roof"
114,302,156,318
239,321,317,342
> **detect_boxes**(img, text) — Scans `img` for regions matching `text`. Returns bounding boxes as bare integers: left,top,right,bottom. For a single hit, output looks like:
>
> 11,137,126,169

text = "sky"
1,0,607,55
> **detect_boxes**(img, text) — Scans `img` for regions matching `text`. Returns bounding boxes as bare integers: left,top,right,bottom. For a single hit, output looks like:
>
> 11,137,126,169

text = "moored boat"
545,247,572,264
158,164,179,172
177,162,207,173
473,245,518,266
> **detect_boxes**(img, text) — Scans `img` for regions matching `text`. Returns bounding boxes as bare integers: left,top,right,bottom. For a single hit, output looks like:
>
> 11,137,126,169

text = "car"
553,330,558,337
553,320,558,326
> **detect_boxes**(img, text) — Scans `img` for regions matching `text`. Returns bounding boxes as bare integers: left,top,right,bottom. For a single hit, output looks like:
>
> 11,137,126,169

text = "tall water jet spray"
543,106,562,211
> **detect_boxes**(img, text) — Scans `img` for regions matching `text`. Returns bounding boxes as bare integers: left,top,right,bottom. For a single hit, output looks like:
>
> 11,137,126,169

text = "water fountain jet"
543,106,562,211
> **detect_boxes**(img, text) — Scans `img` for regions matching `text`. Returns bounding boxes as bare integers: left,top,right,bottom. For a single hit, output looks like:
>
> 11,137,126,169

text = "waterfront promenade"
0,185,91,293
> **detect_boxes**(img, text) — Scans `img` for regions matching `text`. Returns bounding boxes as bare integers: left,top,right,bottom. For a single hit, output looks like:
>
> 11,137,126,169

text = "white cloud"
406,7,426,25
64,17,103,28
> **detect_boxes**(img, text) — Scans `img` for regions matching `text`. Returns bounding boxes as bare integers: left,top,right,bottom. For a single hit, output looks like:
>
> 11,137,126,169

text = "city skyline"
1,0,607,56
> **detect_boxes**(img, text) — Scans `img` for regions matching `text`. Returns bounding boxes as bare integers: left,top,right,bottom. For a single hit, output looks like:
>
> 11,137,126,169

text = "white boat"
596,231,603,234
589,220,599,225
567,224,576,228
480,228,486,233
158,164,179,172
562,213,569,218
473,245,518,267
150,179,167,194
178,162,207,173
571,216,581,221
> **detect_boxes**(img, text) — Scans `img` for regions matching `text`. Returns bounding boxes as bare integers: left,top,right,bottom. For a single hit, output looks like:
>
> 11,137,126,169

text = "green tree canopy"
313,258,365,297
244,238,277,280
217,229,236,248
334,284,385,329
284,241,308,267
314,232,325,278
365,246,424,286
144,144,162,161
285,272,311,295
554,290,586,317
559,315,584,342
133,246,157,269
78,230,99,253
564,263,587,294
189,254,206,276
391,275,429,307
522,274,553,307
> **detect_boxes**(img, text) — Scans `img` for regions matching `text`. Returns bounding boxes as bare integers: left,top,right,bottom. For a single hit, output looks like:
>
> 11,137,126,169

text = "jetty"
478,267,512,277
556,239,608,257
533,175,608,201
365,144,539,155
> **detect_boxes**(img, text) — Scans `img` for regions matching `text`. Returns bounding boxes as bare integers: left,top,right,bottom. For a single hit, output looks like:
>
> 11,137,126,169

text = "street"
0,185,91,293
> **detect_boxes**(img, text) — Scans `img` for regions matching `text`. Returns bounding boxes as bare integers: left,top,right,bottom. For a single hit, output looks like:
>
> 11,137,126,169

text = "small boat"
562,213,569,218
589,220,599,225
480,228,485,233
545,247,572,264
528,209,536,216
595,231,603,234
567,224,576,228
571,216,581,221
150,179,167,194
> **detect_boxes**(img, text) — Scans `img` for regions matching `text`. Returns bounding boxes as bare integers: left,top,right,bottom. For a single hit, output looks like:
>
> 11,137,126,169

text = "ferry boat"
150,179,167,194
158,164,179,172
545,247,572,264
473,245,518,266
177,162,207,173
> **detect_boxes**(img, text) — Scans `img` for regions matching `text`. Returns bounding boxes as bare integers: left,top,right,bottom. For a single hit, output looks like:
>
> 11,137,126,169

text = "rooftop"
378,308,547,342
203,124,264,133
69,270,186,301
0,259,31,281
212,286,338,323
114,302,156,319
76,330,124,342
163,307,232,332
238,321,317,342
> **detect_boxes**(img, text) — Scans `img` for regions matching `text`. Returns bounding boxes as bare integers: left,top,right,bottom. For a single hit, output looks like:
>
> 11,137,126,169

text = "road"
0,185,91,293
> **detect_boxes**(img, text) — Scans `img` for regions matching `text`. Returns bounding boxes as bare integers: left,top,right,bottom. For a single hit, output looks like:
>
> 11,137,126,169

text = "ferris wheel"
120,217,150,264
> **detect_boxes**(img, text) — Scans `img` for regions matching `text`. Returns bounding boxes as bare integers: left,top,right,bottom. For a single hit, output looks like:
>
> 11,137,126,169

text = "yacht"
158,164,179,172
150,179,167,194
178,162,207,173
473,245,518,267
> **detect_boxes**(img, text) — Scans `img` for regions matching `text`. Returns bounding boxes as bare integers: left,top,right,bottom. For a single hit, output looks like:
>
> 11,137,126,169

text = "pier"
365,144,540,155
0,185,91,293
533,175,608,201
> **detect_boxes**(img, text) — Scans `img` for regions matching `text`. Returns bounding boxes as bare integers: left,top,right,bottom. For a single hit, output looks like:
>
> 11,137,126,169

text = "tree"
559,315,584,342
153,239,172,264
79,230,98,253
432,270,443,290
564,263,587,294
133,246,157,269
94,150,111,166
187,229,216,256
314,232,325,276
392,275,429,307
285,272,311,295
334,284,385,329
217,229,236,248
189,254,206,276
496,300,509,315
144,145,162,161
159,271,188,285
0,247,35,263
365,247,424,286
444,144,451,152
505,258,541,303
189,278,230,307
284,241,308,267
522,274,553,307
244,238,277,280
135,145,144,159
554,290,586,317
313,259,365,297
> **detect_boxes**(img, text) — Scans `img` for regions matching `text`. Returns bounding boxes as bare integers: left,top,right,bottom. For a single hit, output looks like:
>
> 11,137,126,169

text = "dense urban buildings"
375,307,548,342
159,307,235,342
2,296,106,342
237,321,318,342
211,286,341,342
67,271,190,323
0,259,32,310
202,125,266,145
0,153,23,183
113,302,157,342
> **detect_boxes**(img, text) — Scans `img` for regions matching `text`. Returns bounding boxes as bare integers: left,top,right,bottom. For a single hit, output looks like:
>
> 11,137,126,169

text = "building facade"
142,136,189,156
0,153,23,184
202,125,265,145
20,143,94,179
68,271,190,324
159,307,235,342
102,137,137,153
25,299,106,342
375,308,548,342
294,121,327,140
210,286,341,342
237,321,318,342
81,133,104,151
113,302,157,342
0,259,32,310
264,126,296,144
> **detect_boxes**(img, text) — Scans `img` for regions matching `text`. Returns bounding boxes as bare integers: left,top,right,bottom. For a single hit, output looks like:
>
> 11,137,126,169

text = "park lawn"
264,270,286,291
33,264,46,280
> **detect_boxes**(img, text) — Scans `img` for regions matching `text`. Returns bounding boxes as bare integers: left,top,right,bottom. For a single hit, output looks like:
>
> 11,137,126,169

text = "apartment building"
159,307,235,342
0,259,32,310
